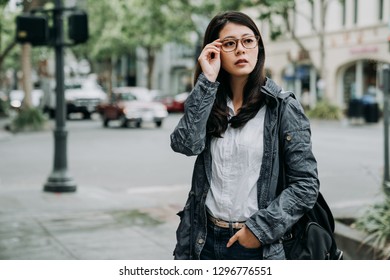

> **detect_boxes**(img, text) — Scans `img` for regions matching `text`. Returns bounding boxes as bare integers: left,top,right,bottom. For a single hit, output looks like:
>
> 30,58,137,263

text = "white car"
65,79,107,119
41,74,108,119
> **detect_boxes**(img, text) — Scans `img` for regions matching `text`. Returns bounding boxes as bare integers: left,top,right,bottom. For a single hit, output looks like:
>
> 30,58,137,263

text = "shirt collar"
226,97,236,117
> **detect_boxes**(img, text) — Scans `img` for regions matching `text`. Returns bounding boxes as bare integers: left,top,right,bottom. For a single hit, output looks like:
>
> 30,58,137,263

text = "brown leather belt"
207,214,246,229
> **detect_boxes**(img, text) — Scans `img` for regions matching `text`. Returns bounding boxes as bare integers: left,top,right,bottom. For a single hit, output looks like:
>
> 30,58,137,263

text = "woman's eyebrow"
221,33,254,40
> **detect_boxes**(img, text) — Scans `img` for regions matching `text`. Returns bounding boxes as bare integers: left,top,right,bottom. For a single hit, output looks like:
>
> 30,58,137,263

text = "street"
0,114,195,191
0,113,386,259
0,114,385,217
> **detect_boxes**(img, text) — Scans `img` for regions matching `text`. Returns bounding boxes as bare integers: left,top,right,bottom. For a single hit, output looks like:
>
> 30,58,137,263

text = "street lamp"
43,0,76,192
15,0,88,193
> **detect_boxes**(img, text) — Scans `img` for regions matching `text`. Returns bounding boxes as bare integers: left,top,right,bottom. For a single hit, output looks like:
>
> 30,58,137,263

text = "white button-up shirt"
206,98,265,222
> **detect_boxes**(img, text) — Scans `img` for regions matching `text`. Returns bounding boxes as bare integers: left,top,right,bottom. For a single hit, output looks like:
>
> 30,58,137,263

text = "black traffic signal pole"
43,0,76,192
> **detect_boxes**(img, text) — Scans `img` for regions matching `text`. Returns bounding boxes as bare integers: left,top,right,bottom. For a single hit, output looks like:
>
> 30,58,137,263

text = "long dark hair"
194,11,266,138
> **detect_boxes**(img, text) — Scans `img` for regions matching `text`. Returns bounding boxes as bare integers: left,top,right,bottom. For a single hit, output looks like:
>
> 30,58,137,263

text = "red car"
156,92,189,113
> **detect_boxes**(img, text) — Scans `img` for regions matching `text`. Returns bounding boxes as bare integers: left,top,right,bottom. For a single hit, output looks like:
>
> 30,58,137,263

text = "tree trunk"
146,46,155,90
20,0,47,109
107,57,113,100
21,43,33,109
285,5,310,60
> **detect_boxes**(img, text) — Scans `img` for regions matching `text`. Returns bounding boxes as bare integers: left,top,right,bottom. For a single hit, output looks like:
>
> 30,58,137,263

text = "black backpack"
281,192,343,260
277,91,343,260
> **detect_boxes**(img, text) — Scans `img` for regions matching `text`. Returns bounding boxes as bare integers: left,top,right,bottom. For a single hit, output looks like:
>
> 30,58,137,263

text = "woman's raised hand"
198,39,222,82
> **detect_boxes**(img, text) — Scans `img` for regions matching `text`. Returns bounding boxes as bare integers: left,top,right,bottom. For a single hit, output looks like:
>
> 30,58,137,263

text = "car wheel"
155,120,162,127
135,121,141,128
103,116,109,127
120,116,129,128
49,109,56,119
83,112,91,119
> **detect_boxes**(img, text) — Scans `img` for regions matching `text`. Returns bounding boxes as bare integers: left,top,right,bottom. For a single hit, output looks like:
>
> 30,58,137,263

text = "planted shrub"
355,197,390,259
306,100,342,120
12,107,46,132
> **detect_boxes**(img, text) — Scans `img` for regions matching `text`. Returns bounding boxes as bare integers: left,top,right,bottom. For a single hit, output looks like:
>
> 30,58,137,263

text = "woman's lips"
235,59,248,65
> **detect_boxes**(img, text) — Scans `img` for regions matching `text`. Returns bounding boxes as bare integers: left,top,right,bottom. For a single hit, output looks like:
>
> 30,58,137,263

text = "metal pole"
44,0,76,192
382,66,390,196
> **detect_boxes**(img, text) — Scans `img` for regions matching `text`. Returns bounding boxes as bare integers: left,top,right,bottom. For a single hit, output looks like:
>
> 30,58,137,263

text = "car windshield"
65,84,82,90
114,92,137,102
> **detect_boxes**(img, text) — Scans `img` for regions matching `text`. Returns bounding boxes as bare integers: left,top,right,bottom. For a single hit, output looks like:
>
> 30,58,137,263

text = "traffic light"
15,14,49,46
68,11,89,44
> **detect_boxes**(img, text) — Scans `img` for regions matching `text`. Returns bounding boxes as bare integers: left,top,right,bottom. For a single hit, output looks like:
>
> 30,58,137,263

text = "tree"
80,0,196,90
0,0,17,89
123,0,197,89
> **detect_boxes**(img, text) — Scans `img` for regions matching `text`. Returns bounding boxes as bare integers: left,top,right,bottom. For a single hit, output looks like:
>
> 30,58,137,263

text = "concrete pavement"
0,115,387,260
0,116,187,260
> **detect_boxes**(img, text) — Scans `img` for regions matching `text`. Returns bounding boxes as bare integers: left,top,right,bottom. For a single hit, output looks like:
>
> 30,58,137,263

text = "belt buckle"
216,218,228,228
233,222,243,229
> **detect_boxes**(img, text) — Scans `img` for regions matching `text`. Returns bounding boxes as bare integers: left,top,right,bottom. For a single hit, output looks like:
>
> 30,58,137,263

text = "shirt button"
198,238,205,244
286,135,292,141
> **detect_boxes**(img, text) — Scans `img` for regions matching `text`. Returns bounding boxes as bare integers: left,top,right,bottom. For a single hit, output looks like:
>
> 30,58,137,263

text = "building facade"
133,0,390,109
253,0,390,111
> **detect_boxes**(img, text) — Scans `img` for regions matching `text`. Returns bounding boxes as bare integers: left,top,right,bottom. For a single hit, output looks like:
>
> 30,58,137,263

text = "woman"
170,11,319,260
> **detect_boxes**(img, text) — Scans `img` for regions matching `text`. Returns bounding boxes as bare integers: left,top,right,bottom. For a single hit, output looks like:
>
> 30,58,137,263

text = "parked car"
155,92,189,113
96,87,168,128
65,80,107,119
41,74,108,119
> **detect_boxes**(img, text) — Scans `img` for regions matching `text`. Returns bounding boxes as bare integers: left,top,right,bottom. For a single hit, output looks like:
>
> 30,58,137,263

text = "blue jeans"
200,220,263,260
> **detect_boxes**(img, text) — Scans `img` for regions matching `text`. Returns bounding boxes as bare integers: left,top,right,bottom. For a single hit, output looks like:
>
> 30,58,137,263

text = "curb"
334,220,389,260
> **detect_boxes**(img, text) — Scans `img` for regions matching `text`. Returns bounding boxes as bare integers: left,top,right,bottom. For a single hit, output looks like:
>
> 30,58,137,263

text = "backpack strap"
271,90,295,198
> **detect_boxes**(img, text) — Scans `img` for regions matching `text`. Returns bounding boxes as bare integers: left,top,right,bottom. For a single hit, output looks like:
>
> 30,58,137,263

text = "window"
341,0,346,26
353,0,358,24
310,1,315,27
378,0,384,20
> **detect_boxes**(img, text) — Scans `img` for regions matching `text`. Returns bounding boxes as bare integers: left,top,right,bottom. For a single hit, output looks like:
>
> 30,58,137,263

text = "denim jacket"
170,73,319,260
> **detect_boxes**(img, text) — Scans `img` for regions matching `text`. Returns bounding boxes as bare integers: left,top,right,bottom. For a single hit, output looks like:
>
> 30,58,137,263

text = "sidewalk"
0,116,186,260
0,182,186,260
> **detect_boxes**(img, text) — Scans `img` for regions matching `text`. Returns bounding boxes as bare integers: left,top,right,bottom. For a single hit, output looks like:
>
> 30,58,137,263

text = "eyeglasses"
220,35,260,52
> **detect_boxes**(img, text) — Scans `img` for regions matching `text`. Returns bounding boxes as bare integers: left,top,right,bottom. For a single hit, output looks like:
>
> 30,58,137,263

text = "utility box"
15,14,49,46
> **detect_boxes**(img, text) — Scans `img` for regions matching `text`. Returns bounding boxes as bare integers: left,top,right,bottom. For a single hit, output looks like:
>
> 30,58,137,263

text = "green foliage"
80,0,196,61
0,2,19,68
0,97,9,116
270,27,283,40
355,198,390,259
306,100,342,120
11,107,46,132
